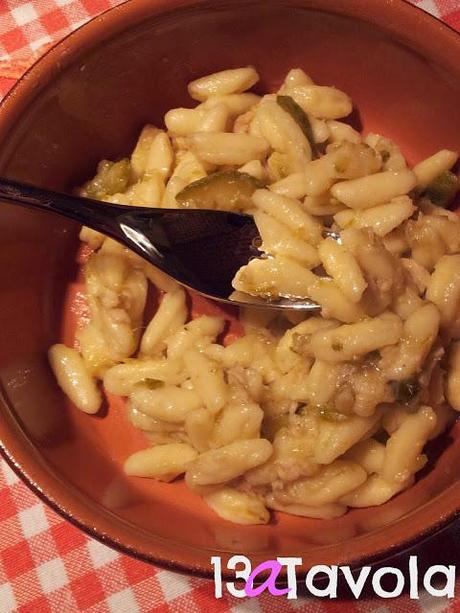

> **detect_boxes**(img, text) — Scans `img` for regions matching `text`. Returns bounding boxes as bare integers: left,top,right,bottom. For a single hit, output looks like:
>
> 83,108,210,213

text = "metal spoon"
0,177,321,311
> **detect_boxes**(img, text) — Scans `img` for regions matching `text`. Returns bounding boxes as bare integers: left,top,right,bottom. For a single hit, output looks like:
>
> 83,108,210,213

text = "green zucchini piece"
176,170,265,211
277,94,320,159
82,158,131,199
424,170,459,207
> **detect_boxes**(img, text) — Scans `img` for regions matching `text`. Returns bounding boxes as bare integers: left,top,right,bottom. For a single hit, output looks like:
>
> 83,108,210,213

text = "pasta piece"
230,366,265,402
256,99,312,172
232,255,318,300
275,460,367,506
365,133,407,172
348,368,393,418
318,238,367,302
234,258,365,323
382,406,412,435
278,68,314,92
334,196,416,237
445,341,460,412
166,107,228,138
141,262,180,292
300,360,345,406
344,439,386,474
144,131,174,179
239,159,266,181
126,174,166,206
84,251,147,358
429,404,456,439
85,249,125,293
48,344,101,414
220,334,279,383
422,214,460,254
166,315,225,360
247,421,319,484
327,120,361,144
413,149,458,188
130,125,160,180
183,349,228,413
198,103,229,133
379,303,440,381
165,108,202,136
186,132,269,165
405,216,447,272
254,210,320,266
79,226,105,249
426,255,460,327
239,305,276,333
188,67,259,101
205,488,269,525
252,189,322,245
381,406,437,483
127,404,179,433
140,289,187,357
269,172,309,199
311,118,330,143
170,151,207,185
314,409,383,464
124,443,198,481
185,439,273,488
341,227,404,316
129,386,201,423
231,109,254,134
288,85,353,119
339,474,412,507
77,322,118,377
383,227,410,257
266,495,346,519
185,408,215,452
303,142,381,197
275,317,338,374
103,359,185,396
202,93,261,116
308,313,403,363
401,258,431,295
331,169,416,209
211,401,264,447
266,151,291,181
302,194,346,216
304,278,366,323
270,362,315,403
302,157,336,196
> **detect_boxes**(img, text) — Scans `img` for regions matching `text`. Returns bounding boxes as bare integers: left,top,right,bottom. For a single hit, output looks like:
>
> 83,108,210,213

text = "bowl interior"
1,0,460,576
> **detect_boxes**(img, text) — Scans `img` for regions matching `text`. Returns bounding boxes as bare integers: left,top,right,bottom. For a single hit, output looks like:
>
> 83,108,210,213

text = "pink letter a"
244,560,291,598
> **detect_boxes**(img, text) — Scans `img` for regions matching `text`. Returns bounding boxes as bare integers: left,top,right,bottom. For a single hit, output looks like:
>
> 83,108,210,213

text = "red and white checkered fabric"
1,1,460,611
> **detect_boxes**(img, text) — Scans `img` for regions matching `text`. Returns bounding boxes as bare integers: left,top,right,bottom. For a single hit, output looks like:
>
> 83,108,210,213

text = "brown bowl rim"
1,0,460,580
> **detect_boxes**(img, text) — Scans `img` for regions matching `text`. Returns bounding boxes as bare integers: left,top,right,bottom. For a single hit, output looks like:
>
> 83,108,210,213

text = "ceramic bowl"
1,0,460,579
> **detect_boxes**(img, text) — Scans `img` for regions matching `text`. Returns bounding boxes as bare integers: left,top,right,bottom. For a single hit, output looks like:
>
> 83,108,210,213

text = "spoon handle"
0,176,127,234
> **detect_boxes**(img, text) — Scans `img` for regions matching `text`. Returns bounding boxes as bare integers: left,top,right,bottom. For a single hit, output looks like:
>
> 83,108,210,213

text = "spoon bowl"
0,176,321,310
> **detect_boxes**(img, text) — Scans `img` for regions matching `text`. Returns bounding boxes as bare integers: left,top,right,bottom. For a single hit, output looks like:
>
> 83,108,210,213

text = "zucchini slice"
176,170,264,211
424,170,459,207
277,95,320,159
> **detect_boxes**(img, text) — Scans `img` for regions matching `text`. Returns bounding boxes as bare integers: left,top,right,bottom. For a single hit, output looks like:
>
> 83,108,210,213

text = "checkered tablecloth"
1,1,460,611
